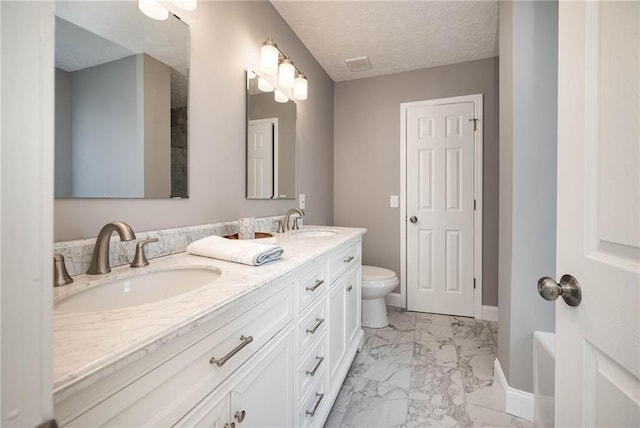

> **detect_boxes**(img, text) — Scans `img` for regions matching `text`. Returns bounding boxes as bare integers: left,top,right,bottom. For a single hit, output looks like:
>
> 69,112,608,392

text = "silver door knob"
537,274,582,307
409,216,418,223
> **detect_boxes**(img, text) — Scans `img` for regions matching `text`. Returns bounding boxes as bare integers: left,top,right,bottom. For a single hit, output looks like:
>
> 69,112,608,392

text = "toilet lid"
362,265,397,281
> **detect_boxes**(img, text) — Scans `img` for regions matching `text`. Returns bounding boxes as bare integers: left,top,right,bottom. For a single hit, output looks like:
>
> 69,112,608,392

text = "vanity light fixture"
170,0,197,11
274,90,289,103
258,77,274,93
138,0,169,20
259,38,308,101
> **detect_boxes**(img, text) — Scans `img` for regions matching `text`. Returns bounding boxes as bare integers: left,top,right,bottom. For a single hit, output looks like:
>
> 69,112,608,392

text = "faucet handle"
130,238,159,268
276,219,285,233
53,253,73,287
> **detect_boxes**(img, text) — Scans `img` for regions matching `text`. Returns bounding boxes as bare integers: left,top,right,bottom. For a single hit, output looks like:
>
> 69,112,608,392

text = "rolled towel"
186,235,284,266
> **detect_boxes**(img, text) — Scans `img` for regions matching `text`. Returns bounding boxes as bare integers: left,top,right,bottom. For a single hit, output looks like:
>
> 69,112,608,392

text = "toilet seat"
362,265,397,281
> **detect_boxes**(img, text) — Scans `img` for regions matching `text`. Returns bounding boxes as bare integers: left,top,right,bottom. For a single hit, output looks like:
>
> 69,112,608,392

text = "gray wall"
55,69,72,196
71,54,144,197
248,93,296,199
498,0,558,393
334,57,499,306
54,1,334,240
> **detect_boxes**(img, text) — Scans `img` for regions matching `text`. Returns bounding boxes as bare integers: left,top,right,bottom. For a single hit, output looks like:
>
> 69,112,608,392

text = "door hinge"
474,199,477,211
473,278,476,289
469,118,478,131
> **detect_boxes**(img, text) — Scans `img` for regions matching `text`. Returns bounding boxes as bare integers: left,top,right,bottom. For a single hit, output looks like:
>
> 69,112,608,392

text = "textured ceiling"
271,0,498,82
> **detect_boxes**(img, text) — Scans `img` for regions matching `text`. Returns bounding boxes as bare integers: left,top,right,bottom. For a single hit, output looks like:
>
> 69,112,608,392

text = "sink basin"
289,228,338,238
55,267,221,313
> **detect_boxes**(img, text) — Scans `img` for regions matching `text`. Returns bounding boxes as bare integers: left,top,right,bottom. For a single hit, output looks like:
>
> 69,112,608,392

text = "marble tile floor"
324,308,534,428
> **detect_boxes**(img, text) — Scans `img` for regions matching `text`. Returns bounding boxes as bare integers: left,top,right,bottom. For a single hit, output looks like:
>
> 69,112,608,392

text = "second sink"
289,228,338,238
55,267,221,313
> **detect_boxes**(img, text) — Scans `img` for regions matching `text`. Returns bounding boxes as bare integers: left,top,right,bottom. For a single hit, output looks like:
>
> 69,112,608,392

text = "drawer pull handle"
234,410,246,423
305,393,324,417
305,356,324,376
210,335,253,367
306,279,324,292
347,285,353,292
306,318,325,334
224,424,236,428
343,255,354,263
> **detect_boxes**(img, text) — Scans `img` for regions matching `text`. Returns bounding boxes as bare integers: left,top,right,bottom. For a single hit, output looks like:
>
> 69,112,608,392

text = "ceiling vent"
344,56,372,72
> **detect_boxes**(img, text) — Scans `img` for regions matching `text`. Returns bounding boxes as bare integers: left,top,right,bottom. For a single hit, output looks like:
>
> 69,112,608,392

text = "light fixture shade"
274,90,289,103
258,77,273,93
247,69,257,79
278,59,295,89
138,0,169,20
170,0,197,11
260,39,279,75
293,74,308,100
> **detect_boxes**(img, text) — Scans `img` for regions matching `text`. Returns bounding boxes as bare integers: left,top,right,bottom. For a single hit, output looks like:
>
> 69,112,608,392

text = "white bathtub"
533,331,556,427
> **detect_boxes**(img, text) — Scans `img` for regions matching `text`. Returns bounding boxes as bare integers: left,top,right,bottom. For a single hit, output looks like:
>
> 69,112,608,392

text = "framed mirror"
54,1,189,199
246,70,296,200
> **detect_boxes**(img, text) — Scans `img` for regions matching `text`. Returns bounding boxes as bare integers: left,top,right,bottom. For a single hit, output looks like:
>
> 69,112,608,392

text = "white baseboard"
494,358,534,422
481,305,499,321
385,292,404,308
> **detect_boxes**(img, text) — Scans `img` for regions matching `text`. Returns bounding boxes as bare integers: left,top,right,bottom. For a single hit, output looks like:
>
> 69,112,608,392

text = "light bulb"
138,0,169,20
274,90,289,103
278,59,295,89
258,77,273,93
293,74,308,100
170,0,197,11
260,39,279,75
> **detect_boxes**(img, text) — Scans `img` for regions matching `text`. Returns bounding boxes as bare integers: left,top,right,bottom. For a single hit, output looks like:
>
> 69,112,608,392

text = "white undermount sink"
55,267,221,313
289,228,338,238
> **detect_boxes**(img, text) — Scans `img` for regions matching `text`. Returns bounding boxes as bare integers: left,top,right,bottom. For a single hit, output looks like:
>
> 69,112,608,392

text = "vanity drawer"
297,333,327,399
63,285,294,427
298,374,328,428
295,260,327,314
297,298,327,359
329,240,361,283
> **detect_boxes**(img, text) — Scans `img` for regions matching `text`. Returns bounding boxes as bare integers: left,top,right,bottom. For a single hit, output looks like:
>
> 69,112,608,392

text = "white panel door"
555,1,640,425
247,119,274,199
406,101,475,316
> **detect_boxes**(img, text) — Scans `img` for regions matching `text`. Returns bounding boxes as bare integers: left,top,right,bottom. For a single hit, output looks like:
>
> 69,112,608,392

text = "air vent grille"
344,56,372,72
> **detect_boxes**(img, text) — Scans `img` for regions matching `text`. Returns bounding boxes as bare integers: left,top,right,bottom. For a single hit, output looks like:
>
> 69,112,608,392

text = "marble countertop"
52,226,366,398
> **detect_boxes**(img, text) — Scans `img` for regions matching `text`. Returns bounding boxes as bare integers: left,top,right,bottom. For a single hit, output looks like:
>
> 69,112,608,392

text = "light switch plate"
299,194,306,209
390,195,399,208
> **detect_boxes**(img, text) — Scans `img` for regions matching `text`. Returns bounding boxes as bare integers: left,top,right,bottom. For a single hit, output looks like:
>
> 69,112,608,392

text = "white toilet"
361,265,399,328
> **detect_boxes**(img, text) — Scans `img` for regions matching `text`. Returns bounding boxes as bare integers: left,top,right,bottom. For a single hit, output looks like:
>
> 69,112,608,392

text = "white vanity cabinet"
54,233,364,428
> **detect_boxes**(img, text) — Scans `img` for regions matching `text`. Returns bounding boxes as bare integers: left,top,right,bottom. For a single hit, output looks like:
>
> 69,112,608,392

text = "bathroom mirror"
54,1,189,199
246,69,296,200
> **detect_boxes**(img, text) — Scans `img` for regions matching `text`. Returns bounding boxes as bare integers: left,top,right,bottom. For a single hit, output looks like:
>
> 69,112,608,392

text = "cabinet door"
345,266,361,349
328,281,346,379
175,394,231,428
229,330,294,428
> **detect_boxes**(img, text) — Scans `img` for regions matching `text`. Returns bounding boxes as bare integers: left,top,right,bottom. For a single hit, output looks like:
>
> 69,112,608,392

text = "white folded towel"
186,235,284,266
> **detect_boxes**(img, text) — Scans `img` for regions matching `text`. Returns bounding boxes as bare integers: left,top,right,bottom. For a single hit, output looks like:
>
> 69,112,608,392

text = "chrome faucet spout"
87,221,136,275
284,208,305,231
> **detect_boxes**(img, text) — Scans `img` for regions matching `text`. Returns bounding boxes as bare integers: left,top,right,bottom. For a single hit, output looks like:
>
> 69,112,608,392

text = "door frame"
392,94,483,319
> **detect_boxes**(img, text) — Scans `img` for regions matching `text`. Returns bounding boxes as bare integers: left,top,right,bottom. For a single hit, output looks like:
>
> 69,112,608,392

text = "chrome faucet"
284,208,305,231
87,221,136,275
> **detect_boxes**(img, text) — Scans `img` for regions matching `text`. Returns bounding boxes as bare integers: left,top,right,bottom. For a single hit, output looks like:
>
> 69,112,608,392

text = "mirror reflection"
246,70,296,200
54,1,189,199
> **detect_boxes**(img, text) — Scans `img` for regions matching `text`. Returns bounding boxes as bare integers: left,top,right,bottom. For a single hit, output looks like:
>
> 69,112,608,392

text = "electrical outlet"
390,195,399,208
299,194,306,209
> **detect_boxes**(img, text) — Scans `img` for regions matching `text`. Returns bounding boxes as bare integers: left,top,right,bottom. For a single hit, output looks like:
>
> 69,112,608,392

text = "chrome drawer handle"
234,410,246,423
343,256,354,263
306,279,324,292
305,393,324,417
305,356,325,376
347,285,353,292
209,335,253,367
224,424,236,428
306,318,324,334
